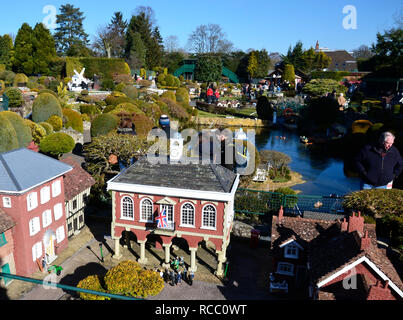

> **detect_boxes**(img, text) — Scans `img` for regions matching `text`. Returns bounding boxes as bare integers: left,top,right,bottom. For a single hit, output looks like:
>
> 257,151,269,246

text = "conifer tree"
0,34,14,70
13,23,34,74
54,4,89,56
108,12,128,58
247,51,258,80
33,23,57,74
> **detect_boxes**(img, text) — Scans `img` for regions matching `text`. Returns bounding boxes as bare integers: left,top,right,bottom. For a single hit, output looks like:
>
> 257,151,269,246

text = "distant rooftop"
0,148,73,194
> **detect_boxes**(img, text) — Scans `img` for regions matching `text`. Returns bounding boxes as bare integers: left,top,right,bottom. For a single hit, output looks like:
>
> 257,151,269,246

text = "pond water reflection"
253,127,361,196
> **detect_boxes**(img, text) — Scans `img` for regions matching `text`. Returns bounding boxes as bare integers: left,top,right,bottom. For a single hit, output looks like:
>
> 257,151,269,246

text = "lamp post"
99,243,104,263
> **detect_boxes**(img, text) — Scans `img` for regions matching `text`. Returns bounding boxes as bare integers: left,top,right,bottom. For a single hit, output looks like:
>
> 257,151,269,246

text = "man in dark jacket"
355,132,403,189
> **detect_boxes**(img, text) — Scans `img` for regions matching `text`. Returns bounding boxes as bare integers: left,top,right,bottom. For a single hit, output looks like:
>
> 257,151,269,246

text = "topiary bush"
91,113,119,137
104,260,164,298
132,113,154,136
46,115,63,132
115,82,126,92
62,108,84,133
24,119,47,144
175,87,189,104
39,132,75,156
13,73,29,87
32,93,63,123
80,104,101,115
39,122,54,135
161,90,176,102
77,275,110,301
38,88,59,98
159,97,189,120
101,78,115,91
1,111,32,148
122,85,139,100
3,87,23,109
0,112,19,153
108,102,144,116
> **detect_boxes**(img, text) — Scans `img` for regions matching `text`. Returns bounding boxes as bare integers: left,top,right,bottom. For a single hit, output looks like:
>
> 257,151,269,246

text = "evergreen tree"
54,4,89,56
301,47,317,73
0,34,14,70
314,51,332,70
148,27,163,68
282,41,305,70
125,8,164,69
32,23,56,74
194,53,222,83
107,12,128,58
283,64,295,83
127,32,146,70
13,23,34,74
247,51,258,80
255,49,271,78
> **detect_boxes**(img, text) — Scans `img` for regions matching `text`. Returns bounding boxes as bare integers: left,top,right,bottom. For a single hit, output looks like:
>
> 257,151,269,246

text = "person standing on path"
355,132,403,190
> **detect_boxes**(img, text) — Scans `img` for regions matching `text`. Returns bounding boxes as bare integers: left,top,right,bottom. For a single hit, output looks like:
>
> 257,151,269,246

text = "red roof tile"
0,208,15,234
61,157,95,201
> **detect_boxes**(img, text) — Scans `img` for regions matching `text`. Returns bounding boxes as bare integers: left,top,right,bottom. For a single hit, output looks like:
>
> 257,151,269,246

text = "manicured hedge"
91,113,119,137
66,57,131,78
62,108,84,133
3,87,23,109
0,112,19,152
1,111,32,148
46,115,63,132
24,119,47,144
39,132,75,156
32,93,62,123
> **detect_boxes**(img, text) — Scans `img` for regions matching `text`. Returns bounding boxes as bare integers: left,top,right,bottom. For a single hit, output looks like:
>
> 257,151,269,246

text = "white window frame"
2,197,11,208
277,262,294,276
56,226,65,243
42,210,52,228
201,204,217,230
180,202,195,228
29,217,40,236
27,192,38,211
140,198,154,223
121,196,134,221
160,204,174,223
52,180,61,198
284,244,299,259
40,186,51,205
32,242,42,262
53,203,63,221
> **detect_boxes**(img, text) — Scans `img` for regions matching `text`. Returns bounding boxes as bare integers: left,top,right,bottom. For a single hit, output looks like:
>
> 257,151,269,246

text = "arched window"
181,203,195,227
121,197,134,220
202,205,216,229
140,198,153,222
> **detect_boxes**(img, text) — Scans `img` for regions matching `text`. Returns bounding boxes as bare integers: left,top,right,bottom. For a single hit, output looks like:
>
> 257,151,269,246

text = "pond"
253,127,361,196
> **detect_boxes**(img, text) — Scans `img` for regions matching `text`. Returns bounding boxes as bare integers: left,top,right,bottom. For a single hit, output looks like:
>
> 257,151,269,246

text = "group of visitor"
206,85,220,104
158,257,195,286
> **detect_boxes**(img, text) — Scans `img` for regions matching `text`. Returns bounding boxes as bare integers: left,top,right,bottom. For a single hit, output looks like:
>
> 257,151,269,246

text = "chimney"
278,206,284,222
360,231,371,251
384,280,389,289
315,40,319,51
348,211,364,234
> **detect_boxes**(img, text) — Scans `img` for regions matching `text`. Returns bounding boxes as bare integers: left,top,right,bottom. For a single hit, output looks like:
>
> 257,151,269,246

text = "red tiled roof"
61,157,95,201
0,208,15,234
271,215,403,296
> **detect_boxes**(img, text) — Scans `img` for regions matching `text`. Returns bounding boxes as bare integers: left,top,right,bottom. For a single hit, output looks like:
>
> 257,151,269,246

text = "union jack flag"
155,209,168,229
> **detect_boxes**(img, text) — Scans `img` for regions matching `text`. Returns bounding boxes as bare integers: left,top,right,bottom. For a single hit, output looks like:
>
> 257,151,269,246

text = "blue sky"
0,0,401,54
